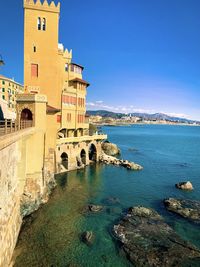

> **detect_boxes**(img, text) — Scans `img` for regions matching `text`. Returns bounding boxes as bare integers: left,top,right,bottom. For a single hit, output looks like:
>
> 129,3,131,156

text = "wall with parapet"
0,128,56,267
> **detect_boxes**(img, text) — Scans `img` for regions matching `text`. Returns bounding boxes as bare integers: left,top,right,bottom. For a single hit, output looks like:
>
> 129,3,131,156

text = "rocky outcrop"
20,178,56,218
81,231,94,245
113,206,200,267
99,153,143,171
164,198,200,223
175,181,194,190
101,142,120,156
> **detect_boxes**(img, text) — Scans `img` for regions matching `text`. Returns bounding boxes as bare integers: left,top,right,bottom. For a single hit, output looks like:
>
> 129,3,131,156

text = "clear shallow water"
14,125,200,267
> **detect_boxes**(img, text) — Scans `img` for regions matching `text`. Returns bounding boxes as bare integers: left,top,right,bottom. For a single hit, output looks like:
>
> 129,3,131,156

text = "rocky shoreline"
113,206,200,267
99,153,143,171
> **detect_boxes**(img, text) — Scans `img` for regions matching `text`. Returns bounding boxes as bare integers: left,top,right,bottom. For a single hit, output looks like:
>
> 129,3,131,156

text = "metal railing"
0,119,33,136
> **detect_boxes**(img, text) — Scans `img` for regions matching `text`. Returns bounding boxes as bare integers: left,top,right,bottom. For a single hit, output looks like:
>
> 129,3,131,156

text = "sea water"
13,125,200,267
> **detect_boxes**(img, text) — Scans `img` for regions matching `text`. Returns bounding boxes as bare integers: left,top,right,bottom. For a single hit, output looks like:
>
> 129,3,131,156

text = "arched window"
37,17,41,30
42,18,46,31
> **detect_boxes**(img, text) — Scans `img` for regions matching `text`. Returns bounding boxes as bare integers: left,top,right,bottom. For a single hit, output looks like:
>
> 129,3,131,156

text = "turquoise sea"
13,125,200,267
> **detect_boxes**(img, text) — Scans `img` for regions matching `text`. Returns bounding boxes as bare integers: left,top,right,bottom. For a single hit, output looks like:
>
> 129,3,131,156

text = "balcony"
56,133,107,145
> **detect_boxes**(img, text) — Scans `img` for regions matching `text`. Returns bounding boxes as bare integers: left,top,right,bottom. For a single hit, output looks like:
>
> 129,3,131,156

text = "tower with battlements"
24,0,61,108
23,0,90,138
23,0,107,172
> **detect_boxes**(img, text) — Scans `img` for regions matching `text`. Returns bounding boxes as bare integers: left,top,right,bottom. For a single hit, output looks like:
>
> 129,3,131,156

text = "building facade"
23,0,106,172
0,75,24,118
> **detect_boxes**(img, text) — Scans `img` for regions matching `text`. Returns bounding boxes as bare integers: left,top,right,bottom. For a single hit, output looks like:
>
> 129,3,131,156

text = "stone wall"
0,129,56,267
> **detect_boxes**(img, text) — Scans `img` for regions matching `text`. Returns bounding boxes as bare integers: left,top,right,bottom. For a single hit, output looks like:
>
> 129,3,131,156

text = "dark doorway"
61,152,68,169
20,108,33,128
80,149,86,165
89,144,97,161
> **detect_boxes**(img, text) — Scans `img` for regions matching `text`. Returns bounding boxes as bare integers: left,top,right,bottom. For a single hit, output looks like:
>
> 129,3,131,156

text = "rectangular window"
65,63,68,72
2,95,5,100
2,80,5,85
31,64,38,77
2,88,5,92
71,65,74,72
57,115,61,123
67,113,71,122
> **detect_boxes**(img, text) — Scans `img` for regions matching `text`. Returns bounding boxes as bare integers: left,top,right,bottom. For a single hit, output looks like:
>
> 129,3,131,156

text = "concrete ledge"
56,134,107,145
0,127,36,150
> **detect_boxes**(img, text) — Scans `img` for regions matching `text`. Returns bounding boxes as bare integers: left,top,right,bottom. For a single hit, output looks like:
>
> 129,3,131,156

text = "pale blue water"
14,125,200,267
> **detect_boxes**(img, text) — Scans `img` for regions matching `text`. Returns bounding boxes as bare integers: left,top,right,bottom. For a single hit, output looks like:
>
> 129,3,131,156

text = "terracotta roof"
71,62,84,70
47,105,61,113
70,78,90,87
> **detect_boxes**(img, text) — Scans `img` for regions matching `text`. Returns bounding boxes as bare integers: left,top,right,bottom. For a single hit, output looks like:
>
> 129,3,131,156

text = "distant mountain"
86,110,200,124
86,110,123,118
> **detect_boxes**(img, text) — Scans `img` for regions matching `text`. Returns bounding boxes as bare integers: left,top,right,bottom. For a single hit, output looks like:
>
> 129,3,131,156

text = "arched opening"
74,130,78,137
42,18,46,31
37,17,41,30
80,149,86,165
89,144,97,161
20,108,33,129
57,128,67,138
61,152,68,170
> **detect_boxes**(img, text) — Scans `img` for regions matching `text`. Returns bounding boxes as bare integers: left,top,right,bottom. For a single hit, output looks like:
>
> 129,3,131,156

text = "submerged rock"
88,204,103,212
101,142,121,156
164,198,200,223
175,181,194,190
113,206,200,267
81,231,94,245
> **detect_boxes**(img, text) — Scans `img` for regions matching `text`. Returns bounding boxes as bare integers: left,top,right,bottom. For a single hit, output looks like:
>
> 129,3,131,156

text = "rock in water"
102,142,120,156
164,198,200,223
99,153,143,171
81,231,94,245
175,181,194,190
113,206,200,267
88,204,103,212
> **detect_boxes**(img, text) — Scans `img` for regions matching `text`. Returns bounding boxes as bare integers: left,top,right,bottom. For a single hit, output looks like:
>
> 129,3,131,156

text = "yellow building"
0,75,24,113
23,0,107,171
24,0,89,138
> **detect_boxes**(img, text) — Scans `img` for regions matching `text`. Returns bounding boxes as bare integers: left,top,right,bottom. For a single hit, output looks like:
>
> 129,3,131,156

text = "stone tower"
23,0,61,108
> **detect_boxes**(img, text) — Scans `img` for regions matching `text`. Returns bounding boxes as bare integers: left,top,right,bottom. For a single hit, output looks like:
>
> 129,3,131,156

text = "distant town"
87,110,200,126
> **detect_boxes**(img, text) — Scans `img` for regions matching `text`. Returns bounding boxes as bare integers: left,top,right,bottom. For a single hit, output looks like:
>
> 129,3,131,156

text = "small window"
31,64,38,77
71,64,74,72
37,17,41,30
42,18,46,31
65,63,68,72
2,88,5,92
57,115,61,123
33,46,36,53
2,80,5,85
2,95,5,100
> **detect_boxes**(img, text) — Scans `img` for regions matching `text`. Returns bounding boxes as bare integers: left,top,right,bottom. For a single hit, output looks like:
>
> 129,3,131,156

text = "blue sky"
1,0,200,120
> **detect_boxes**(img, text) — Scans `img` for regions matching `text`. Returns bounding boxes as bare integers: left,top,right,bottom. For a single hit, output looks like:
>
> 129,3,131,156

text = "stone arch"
57,128,67,138
61,152,68,169
89,143,97,161
80,149,86,165
20,108,33,128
